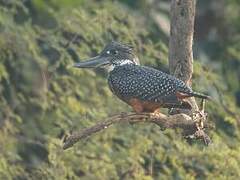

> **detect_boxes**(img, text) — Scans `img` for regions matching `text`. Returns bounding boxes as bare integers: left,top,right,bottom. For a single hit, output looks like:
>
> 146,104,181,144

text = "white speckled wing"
108,64,192,104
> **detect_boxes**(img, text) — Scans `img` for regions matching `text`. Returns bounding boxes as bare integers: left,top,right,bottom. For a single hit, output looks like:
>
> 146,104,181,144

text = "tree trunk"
169,0,198,112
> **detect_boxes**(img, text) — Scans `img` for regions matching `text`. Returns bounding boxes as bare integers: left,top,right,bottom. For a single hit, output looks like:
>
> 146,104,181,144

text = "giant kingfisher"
74,42,209,113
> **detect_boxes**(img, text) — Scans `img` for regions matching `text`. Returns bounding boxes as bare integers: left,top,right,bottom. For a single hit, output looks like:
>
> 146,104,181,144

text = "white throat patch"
106,59,134,72
119,59,133,65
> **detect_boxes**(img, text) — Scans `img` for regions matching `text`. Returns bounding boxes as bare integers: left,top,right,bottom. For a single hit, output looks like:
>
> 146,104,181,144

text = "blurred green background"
0,0,240,179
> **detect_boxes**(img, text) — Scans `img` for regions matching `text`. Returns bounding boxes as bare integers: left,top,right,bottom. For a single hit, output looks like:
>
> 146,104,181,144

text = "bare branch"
63,111,211,150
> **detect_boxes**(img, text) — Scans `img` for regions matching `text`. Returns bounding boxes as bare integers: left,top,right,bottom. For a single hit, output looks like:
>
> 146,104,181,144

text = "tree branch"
63,111,211,150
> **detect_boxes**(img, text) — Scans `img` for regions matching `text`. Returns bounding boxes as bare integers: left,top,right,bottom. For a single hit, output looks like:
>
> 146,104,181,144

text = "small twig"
63,112,210,150
193,129,212,145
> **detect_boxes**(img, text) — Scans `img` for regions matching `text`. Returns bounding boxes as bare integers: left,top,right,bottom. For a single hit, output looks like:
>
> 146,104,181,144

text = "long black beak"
73,56,110,68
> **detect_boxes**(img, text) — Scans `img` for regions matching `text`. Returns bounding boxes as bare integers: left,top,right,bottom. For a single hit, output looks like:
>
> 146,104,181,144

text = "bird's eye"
106,50,118,55
112,50,118,55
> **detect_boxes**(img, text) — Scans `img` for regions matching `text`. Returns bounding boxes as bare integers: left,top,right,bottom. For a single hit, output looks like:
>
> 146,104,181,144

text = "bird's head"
74,41,140,71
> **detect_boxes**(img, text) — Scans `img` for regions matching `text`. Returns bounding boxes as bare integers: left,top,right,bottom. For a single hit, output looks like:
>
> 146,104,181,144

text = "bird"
74,41,210,113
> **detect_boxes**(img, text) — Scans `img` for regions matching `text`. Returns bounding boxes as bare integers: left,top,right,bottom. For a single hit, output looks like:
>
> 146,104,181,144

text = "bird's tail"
188,91,211,100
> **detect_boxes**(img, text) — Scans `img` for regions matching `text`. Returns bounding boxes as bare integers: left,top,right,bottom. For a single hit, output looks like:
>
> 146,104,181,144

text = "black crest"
103,41,134,54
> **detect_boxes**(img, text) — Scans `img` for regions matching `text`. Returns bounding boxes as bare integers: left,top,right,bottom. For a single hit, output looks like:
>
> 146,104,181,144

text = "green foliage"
0,0,240,179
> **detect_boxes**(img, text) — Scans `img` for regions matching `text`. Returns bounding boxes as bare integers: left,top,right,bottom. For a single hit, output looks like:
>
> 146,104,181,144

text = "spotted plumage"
74,41,210,113
108,64,194,112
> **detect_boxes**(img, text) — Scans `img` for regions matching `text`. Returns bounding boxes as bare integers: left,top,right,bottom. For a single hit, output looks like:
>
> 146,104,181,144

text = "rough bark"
169,0,199,112
169,0,196,85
